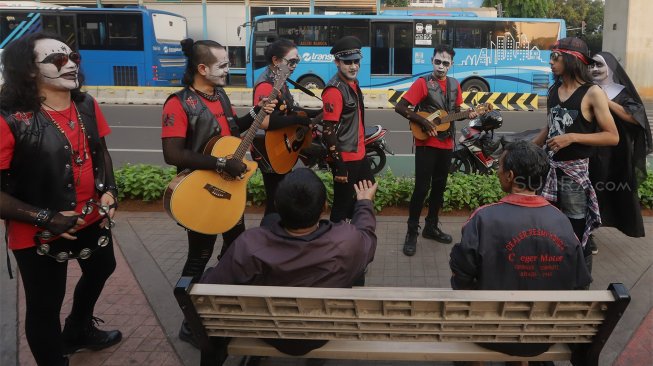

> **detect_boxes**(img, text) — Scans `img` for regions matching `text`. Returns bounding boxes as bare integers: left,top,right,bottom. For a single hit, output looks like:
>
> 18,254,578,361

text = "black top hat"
553,37,593,65
330,36,363,60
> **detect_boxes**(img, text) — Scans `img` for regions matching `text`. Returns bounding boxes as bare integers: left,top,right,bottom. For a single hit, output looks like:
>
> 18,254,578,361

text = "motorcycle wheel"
449,150,475,174
366,145,386,175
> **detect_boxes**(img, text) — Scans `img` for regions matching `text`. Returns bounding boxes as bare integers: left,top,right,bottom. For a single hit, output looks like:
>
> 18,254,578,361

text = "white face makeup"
202,48,230,87
432,51,452,79
590,55,609,83
335,58,361,81
34,39,80,90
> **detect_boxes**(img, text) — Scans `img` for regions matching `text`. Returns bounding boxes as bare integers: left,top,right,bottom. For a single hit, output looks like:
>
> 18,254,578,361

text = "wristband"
34,209,54,228
215,157,227,171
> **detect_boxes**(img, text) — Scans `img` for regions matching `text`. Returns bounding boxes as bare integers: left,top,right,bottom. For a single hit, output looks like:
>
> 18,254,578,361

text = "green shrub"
113,164,653,212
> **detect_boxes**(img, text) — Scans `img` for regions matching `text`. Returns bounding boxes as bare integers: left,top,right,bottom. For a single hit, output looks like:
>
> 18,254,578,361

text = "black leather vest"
166,87,239,154
254,67,296,113
416,75,458,138
322,74,365,152
1,95,107,211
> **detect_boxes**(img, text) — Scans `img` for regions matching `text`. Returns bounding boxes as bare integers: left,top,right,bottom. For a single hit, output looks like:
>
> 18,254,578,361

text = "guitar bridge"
203,184,232,199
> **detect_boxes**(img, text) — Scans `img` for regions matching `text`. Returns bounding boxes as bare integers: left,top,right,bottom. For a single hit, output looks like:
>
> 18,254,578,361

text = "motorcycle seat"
500,129,541,145
364,125,383,140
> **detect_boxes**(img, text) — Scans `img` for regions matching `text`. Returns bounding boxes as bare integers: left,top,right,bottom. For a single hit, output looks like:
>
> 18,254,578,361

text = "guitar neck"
233,87,280,161
441,109,472,123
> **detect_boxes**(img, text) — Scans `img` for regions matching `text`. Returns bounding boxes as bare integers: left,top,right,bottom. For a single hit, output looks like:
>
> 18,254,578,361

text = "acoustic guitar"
409,103,492,141
263,111,322,174
163,64,292,235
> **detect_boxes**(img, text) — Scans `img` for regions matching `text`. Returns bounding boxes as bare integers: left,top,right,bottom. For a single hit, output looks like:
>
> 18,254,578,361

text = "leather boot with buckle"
422,220,452,244
403,224,419,256
62,316,122,355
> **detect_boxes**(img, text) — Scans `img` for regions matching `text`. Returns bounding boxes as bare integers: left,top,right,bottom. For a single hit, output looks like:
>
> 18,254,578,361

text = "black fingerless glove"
38,210,80,236
216,157,247,178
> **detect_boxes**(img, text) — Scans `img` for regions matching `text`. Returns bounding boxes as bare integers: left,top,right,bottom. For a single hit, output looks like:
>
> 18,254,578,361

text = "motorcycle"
449,110,505,174
300,124,394,175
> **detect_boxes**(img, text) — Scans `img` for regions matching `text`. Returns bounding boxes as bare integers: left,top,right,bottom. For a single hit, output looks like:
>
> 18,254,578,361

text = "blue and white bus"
0,2,187,86
246,12,566,95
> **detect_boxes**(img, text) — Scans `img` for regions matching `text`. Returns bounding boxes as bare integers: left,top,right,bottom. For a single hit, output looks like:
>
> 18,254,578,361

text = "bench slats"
227,338,573,361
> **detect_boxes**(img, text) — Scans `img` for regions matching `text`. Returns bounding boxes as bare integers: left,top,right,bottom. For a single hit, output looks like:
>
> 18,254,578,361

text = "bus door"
370,22,412,88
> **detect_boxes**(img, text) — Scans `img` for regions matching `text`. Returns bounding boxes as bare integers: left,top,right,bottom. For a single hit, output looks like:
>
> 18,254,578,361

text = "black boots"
179,320,200,349
422,220,452,244
62,316,122,355
403,224,419,256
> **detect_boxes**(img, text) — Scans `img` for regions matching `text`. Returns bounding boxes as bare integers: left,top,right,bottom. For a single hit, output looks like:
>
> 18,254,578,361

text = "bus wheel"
299,76,325,90
461,79,489,93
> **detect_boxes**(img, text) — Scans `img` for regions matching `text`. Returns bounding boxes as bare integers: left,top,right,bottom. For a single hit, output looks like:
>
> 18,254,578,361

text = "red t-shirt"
0,100,111,250
322,82,366,162
161,94,237,139
402,77,463,150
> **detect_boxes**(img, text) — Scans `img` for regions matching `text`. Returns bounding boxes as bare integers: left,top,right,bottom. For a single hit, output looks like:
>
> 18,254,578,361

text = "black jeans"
181,218,245,283
329,158,374,223
262,172,286,217
13,222,116,366
408,146,453,226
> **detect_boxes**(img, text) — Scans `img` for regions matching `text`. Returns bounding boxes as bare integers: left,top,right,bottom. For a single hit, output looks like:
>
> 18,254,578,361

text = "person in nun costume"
588,51,653,246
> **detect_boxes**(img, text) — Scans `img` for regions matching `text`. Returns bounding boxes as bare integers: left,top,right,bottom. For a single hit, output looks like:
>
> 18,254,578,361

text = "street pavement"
1,210,651,366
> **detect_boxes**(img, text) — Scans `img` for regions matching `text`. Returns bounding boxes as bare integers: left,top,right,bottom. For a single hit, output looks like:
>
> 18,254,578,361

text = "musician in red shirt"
0,33,120,365
395,44,476,256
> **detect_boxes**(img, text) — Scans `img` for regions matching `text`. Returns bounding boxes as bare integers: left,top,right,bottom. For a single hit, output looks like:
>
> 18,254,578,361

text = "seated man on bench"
450,140,592,363
201,168,378,356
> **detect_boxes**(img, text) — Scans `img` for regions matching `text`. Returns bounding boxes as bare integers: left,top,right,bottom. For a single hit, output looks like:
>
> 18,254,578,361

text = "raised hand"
354,180,378,201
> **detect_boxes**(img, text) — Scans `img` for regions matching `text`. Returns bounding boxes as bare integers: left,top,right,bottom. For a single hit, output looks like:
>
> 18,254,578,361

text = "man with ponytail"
161,38,276,347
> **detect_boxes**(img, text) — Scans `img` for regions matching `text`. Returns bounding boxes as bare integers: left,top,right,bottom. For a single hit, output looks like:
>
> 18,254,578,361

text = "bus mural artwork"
246,11,565,95
0,1,187,87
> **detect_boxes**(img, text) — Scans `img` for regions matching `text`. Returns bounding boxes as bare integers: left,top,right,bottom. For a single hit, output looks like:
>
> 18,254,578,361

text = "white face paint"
432,51,452,79
335,58,361,81
590,55,609,84
202,48,229,87
34,39,80,90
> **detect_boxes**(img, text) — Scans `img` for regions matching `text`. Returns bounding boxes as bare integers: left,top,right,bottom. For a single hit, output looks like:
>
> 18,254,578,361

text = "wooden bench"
174,277,630,366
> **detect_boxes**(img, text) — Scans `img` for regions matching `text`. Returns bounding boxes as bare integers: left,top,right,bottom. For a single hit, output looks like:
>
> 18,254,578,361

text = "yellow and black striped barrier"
387,90,539,111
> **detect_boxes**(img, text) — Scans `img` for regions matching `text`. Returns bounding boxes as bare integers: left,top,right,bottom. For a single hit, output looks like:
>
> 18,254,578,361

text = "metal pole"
96,0,102,8
202,0,208,39
376,0,381,15
310,0,315,15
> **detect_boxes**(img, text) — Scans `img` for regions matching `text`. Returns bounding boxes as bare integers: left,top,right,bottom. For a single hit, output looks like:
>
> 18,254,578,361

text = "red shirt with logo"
0,100,111,250
402,77,463,150
161,93,237,139
322,82,366,162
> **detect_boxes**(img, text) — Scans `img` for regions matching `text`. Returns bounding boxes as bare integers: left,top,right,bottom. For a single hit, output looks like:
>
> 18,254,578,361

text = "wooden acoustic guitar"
409,103,493,141
163,64,292,235
263,111,322,174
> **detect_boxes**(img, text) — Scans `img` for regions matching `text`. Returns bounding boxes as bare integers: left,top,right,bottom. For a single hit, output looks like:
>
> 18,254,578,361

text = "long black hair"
180,38,225,86
0,32,85,113
560,52,593,85
264,38,296,64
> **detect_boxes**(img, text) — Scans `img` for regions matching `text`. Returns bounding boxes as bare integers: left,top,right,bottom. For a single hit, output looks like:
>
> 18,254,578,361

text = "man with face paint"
395,44,477,257
161,38,276,348
587,52,652,244
0,33,121,365
532,37,618,275
321,36,375,227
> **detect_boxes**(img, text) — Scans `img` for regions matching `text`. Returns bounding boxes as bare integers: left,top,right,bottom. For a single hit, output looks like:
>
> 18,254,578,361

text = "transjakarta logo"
302,52,334,63
163,46,183,53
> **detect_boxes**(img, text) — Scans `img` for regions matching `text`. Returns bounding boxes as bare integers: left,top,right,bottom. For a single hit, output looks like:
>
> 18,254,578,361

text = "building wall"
603,0,653,98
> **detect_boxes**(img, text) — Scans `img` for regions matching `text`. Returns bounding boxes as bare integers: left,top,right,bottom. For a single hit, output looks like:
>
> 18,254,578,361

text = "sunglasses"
283,57,301,67
340,59,361,65
36,52,81,70
433,59,451,67
550,51,562,61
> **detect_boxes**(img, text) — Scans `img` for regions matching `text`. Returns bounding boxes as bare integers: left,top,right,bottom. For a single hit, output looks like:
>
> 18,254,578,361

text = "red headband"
552,48,590,65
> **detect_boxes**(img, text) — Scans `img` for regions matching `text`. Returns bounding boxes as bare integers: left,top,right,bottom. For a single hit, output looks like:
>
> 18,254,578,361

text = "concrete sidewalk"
2,212,652,365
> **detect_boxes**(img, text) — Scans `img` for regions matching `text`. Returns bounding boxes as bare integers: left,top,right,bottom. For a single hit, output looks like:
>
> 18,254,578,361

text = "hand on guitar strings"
418,118,439,137
468,108,479,119
257,97,278,115
216,157,248,179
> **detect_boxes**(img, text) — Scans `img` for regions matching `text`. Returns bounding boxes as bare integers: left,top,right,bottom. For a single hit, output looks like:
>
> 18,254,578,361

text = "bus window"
42,15,58,35
229,46,246,68
151,13,186,44
514,21,560,50
328,19,370,46
394,23,412,75
277,18,329,46
453,21,489,49
107,14,143,50
78,14,106,48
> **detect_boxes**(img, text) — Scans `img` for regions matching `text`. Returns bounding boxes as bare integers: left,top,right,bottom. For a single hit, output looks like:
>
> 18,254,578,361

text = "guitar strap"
215,88,241,137
446,77,456,140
